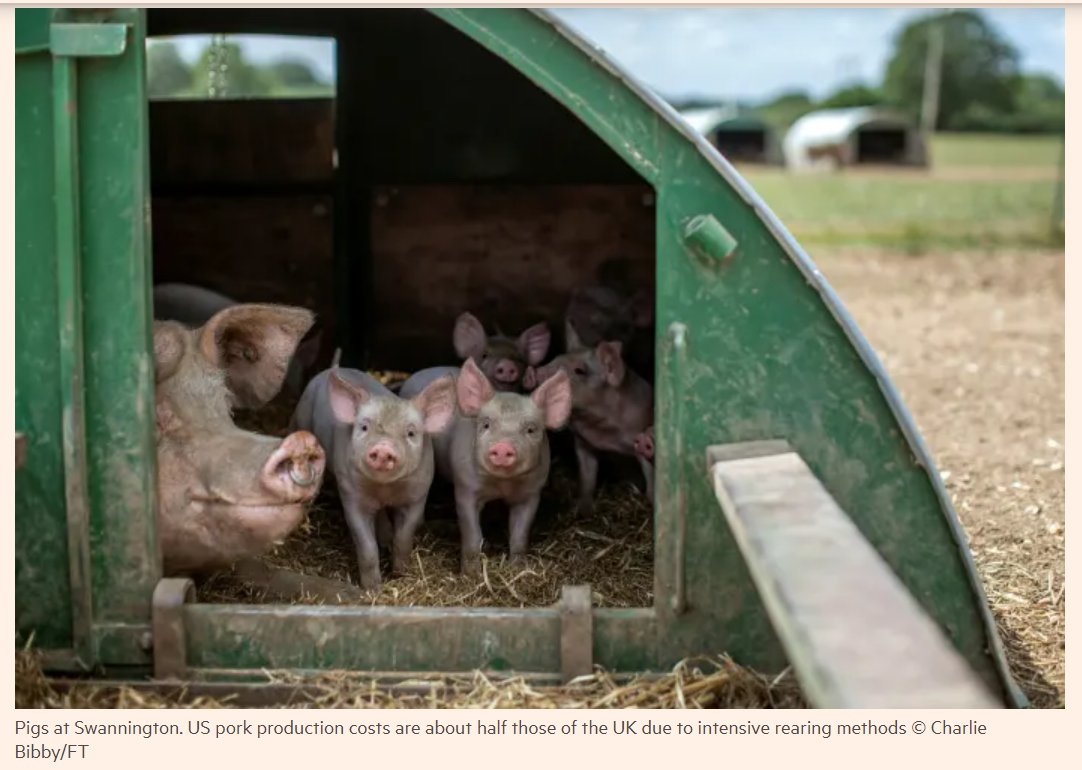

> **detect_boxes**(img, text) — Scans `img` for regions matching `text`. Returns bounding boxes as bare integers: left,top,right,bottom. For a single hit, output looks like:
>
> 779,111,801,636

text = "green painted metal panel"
14,8,51,54
15,7,159,665
15,41,73,651
73,8,160,661
52,51,95,664
50,22,129,58
185,605,655,674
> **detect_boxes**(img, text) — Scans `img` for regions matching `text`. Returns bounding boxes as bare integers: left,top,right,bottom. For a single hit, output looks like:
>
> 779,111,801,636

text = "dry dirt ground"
813,247,1066,708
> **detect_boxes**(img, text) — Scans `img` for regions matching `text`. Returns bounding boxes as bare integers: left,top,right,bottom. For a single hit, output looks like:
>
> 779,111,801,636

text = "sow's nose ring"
289,460,318,487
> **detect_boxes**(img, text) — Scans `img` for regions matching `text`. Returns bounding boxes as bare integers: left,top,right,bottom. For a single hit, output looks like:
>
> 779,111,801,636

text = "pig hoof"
460,559,482,578
391,561,411,577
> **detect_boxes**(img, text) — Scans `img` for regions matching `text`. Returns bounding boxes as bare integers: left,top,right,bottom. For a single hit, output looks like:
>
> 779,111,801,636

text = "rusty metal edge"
151,578,195,681
529,7,1026,709
560,585,593,684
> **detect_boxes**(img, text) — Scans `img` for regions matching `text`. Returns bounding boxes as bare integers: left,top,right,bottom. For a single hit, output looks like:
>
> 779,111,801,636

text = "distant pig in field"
527,340,653,513
154,282,323,399
290,362,456,589
153,304,327,576
399,358,572,575
452,311,551,392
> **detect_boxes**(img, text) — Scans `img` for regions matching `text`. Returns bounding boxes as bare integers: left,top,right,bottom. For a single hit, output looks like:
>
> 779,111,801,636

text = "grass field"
738,133,1064,252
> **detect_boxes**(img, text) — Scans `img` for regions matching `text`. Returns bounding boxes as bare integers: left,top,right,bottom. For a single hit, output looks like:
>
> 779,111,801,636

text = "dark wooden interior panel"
149,99,335,188
368,184,655,372
150,195,337,364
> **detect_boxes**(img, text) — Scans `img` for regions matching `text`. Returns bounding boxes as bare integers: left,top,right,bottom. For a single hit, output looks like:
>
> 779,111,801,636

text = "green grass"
930,132,1063,169
738,133,1064,251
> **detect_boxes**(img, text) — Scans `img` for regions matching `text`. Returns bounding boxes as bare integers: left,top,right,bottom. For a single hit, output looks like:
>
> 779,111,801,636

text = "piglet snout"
263,431,325,502
487,441,518,469
365,441,400,472
493,358,520,384
634,431,654,461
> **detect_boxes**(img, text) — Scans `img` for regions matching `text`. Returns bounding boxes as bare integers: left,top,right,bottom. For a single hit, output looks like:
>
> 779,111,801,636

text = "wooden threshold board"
708,441,999,709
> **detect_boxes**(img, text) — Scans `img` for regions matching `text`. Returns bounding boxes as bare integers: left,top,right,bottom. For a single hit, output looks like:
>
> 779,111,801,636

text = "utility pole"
1052,133,1065,238
920,21,945,135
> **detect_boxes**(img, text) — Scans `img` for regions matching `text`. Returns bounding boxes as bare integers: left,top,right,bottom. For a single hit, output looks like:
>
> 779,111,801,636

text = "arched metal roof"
785,106,916,149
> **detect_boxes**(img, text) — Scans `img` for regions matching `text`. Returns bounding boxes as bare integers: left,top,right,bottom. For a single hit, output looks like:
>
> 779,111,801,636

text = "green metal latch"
50,23,129,58
683,213,739,263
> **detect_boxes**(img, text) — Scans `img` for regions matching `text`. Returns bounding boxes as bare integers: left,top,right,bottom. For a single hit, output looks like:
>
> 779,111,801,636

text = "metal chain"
206,33,231,99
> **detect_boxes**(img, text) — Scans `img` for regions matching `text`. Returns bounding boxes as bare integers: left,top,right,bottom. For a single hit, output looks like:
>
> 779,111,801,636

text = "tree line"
147,38,333,100
670,10,1064,134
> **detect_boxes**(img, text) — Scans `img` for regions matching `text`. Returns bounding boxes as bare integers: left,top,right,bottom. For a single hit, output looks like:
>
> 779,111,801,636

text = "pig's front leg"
390,497,427,576
455,488,484,578
638,456,655,502
340,488,382,590
573,435,599,515
507,495,541,565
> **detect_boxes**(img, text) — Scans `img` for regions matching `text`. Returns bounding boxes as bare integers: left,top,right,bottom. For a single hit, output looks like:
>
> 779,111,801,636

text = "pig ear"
564,319,587,352
412,375,456,434
457,358,495,417
152,322,187,383
628,291,654,328
328,370,371,424
198,304,315,410
522,366,538,391
453,312,487,361
531,368,572,430
597,341,626,387
516,322,551,366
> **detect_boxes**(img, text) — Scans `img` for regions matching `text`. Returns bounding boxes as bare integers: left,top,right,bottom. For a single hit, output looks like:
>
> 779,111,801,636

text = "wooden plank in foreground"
709,443,1000,708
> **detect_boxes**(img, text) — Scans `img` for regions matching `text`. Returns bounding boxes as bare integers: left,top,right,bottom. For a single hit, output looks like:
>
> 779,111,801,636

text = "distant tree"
883,10,1020,131
955,73,1065,134
666,95,724,112
755,90,816,128
819,83,885,109
146,41,193,99
1010,73,1065,133
268,59,325,88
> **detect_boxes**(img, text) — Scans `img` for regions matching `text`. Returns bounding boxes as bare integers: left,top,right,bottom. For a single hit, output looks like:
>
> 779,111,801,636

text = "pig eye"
481,419,491,431
358,420,369,434
573,366,587,377
524,423,538,436
406,427,418,440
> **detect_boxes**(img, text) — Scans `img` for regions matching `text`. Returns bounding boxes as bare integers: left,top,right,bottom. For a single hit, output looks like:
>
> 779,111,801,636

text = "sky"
162,7,1064,103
